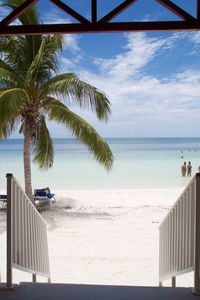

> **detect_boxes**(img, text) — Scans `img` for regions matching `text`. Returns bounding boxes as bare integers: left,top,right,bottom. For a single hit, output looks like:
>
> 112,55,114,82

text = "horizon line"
3,137,200,140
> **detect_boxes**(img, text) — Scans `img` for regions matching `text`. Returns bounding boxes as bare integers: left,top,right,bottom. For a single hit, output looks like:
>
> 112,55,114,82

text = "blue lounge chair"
34,188,56,203
0,194,7,209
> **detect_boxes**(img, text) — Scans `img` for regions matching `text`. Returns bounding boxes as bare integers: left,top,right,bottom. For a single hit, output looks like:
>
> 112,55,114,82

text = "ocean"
0,138,197,286
0,138,199,191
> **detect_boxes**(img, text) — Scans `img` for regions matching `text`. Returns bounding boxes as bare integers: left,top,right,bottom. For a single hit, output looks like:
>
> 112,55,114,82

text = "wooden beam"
98,0,139,24
156,0,196,21
1,21,200,35
50,0,90,24
0,0,200,36
197,0,200,19
0,0,38,26
92,0,97,23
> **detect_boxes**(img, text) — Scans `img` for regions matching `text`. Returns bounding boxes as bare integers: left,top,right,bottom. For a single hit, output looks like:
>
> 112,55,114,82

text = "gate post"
6,174,13,287
194,174,200,294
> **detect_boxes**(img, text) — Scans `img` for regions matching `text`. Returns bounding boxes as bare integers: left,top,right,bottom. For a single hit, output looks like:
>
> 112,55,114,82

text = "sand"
0,188,194,287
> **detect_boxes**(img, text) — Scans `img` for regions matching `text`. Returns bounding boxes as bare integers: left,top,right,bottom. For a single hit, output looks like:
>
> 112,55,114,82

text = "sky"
1,0,200,138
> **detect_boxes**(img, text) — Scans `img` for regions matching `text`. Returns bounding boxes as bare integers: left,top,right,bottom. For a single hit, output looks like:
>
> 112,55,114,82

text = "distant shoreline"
4,137,200,140
0,138,198,191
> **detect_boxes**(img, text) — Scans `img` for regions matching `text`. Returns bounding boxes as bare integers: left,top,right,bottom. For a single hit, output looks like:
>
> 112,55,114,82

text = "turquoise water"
0,138,200,190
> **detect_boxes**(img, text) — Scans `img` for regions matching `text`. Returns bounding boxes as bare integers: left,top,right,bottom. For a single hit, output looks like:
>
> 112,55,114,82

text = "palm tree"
0,0,113,202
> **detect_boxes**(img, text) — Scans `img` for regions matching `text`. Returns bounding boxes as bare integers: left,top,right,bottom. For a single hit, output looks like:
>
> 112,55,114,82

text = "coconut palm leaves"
32,116,54,169
0,1,113,199
47,101,113,170
40,73,111,120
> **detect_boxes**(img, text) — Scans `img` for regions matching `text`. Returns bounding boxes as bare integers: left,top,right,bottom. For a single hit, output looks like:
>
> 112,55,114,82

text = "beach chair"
0,194,7,209
34,188,56,207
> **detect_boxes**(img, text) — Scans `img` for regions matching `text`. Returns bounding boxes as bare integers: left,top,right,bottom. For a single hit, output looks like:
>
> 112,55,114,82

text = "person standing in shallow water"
187,161,192,176
181,161,187,177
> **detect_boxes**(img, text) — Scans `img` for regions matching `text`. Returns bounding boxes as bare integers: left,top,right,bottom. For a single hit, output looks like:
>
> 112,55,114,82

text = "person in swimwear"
181,161,187,177
187,161,192,176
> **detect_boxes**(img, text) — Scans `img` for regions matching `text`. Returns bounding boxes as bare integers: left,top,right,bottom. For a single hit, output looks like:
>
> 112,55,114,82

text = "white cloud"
187,32,200,55
93,33,184,81
59,55,83,73
49,32,200,137
190,32,200,45
72,33,200,137
63,35,81,53
43,9,71,25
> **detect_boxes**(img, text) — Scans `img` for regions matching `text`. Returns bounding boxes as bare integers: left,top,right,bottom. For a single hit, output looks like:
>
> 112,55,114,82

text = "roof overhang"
0,0,200,35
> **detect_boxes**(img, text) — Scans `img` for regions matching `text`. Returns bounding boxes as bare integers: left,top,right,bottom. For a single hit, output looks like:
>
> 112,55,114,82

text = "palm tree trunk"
23,123,33,202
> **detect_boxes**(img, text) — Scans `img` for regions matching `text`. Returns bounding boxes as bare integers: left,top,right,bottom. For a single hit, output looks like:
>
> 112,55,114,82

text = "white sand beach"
0,188,195,287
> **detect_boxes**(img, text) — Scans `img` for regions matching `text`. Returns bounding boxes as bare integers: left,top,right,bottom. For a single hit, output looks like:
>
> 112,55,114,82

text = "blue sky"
1,0,200,138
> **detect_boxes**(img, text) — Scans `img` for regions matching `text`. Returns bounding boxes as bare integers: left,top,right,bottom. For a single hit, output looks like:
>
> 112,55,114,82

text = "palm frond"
0,89,24,138
32,116,54,169
0,117,20,139
0,58,13,72
0,13,42,77
0,36,28,83
25,35,63,86
41,73,111,121
42,35,63,73
0,67,18,86
47,101,113,171
26,38,46,85
0,88,27,138
0,88,30,106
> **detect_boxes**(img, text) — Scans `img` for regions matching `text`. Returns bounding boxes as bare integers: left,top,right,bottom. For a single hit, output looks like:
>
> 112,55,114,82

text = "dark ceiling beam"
197,0,200,19
156,0,196,21
0,0,38,26
98,0,139,24
1,21,200,36
50,0,90,24
0,1,200,35
92,0,97,23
